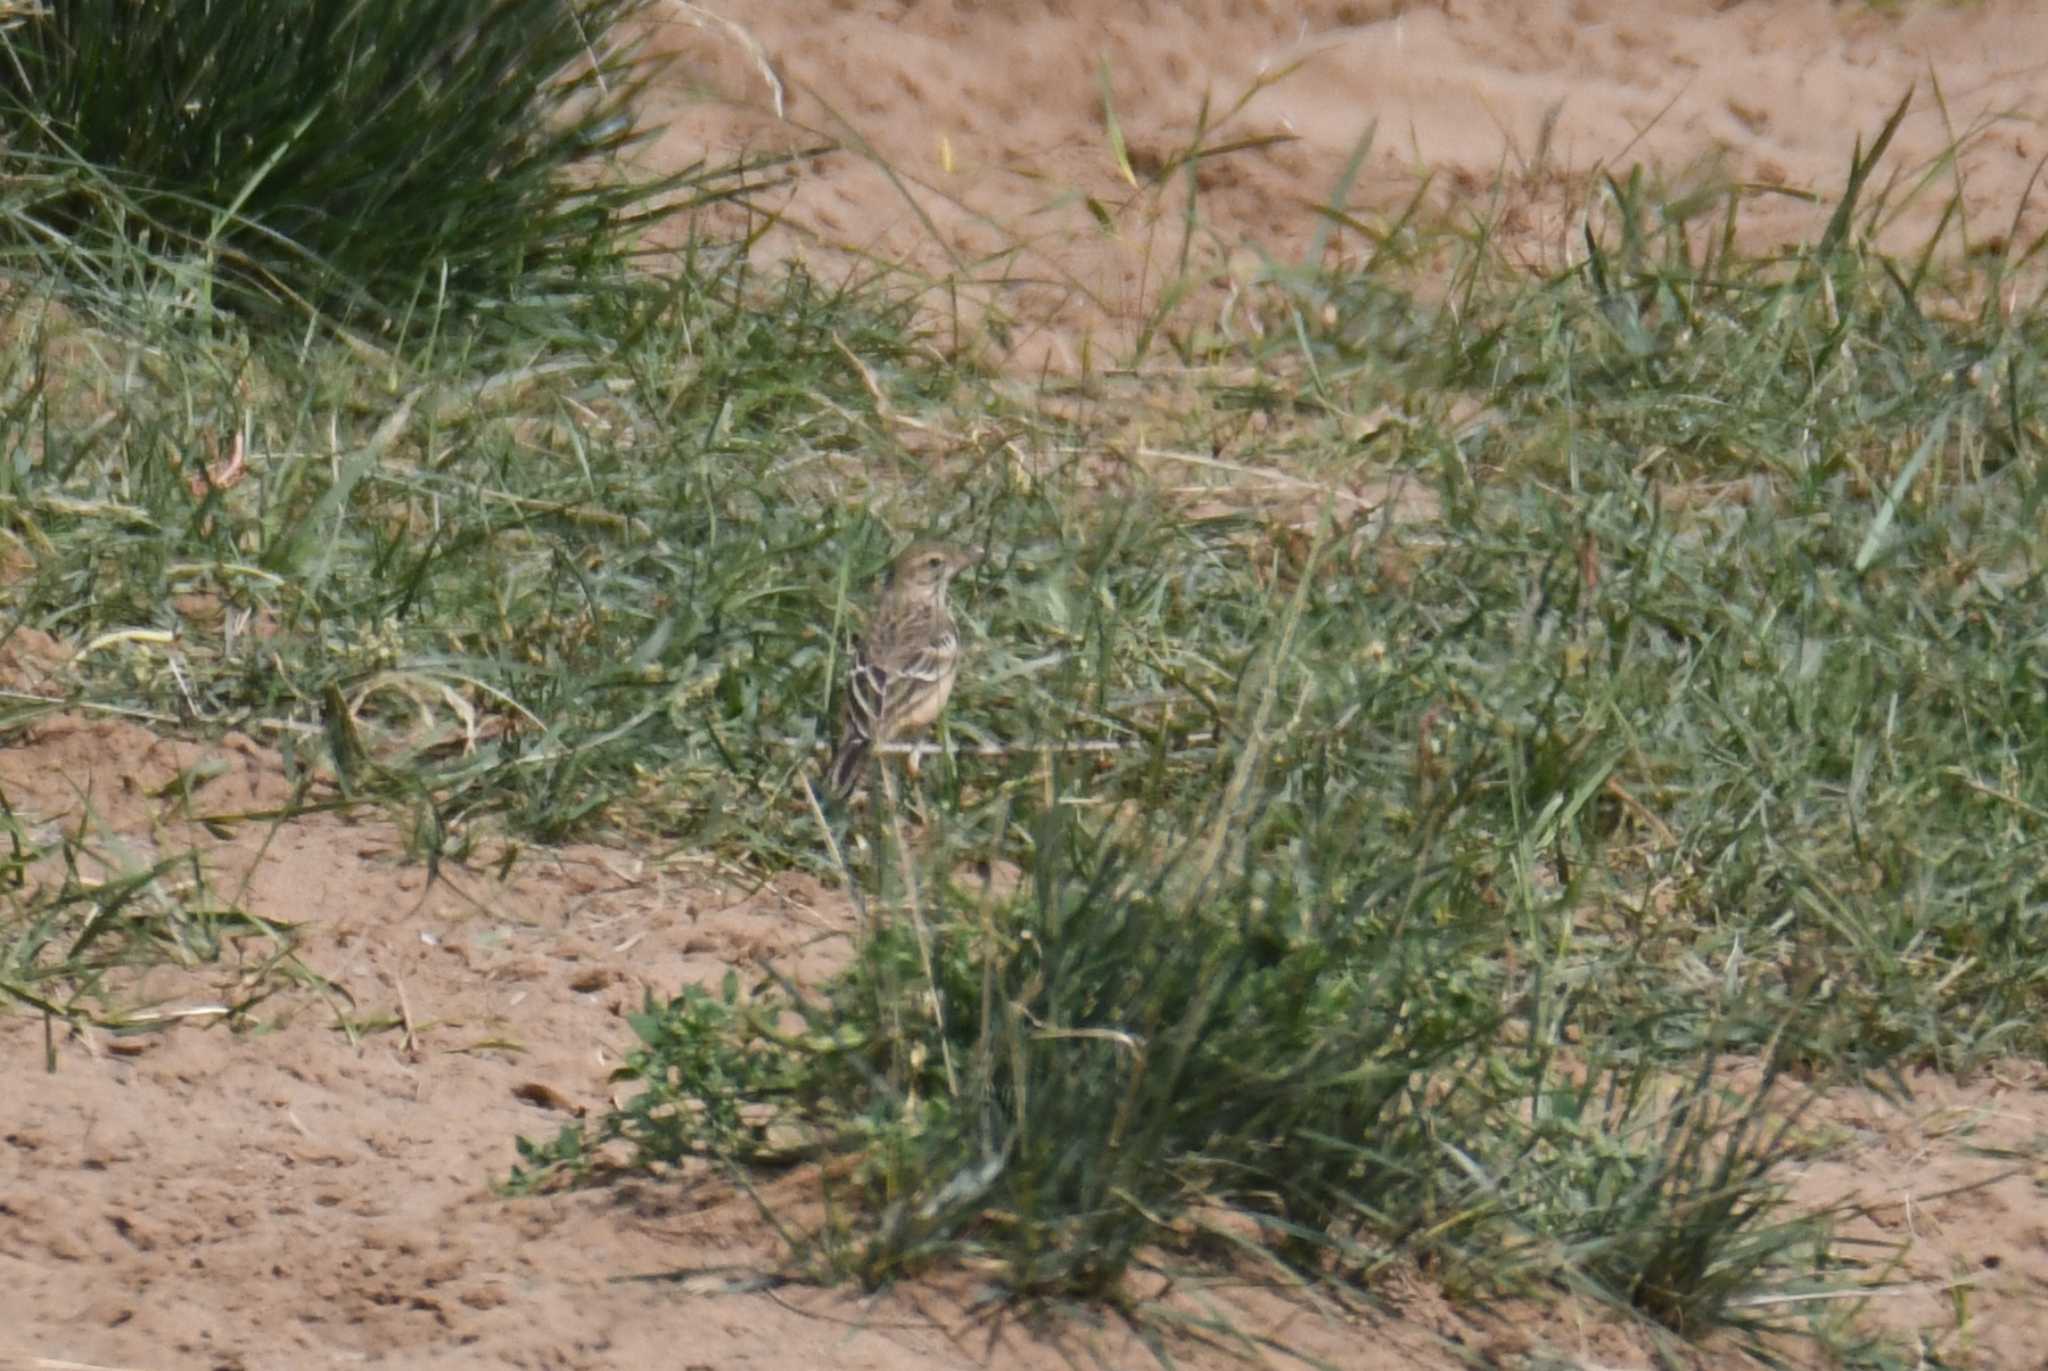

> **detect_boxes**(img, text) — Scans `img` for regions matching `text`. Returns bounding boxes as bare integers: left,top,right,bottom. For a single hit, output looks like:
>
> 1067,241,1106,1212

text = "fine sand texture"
643,0,2048,370
6,691,2047,1369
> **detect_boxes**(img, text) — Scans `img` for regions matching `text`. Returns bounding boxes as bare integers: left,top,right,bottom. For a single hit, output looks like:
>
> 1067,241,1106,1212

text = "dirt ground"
643,0,2048,371
8,2,2048,1368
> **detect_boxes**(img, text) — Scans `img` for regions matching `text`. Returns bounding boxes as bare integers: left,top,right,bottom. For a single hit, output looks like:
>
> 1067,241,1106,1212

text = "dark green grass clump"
0,0,705,334
513,690,1832,1339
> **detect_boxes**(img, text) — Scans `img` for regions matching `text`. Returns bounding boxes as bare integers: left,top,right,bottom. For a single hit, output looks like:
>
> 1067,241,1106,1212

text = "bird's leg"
897,748,934,827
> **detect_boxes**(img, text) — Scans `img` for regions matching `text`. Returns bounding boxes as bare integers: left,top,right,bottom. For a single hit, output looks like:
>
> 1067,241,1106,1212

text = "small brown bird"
825,540,979,800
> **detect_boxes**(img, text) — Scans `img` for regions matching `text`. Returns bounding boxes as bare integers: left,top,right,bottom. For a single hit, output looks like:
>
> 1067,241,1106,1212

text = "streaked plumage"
825,541,978,800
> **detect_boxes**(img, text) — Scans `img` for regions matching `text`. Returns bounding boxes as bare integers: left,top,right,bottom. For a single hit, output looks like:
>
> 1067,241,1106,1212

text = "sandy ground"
9,2,2048,1367
7,683,2048,1370
643,0,2048,371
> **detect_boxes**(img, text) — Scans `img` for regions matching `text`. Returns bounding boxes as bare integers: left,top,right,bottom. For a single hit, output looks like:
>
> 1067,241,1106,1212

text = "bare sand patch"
645,0,2047,371
3,706,2041,1371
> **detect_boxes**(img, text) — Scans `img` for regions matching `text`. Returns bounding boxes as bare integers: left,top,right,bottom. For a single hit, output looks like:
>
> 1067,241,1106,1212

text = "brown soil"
9,3,2048,1367
12,708,2047,1371
7,713,2048,1370
642,0,2048,371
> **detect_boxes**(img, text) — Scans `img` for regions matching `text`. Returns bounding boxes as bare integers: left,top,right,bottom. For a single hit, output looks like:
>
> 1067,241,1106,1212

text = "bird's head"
886,540,980,593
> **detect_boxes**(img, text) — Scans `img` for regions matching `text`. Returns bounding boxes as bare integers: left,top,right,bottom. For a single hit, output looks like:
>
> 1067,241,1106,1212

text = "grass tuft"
0,789,313,1043
0,0,717,337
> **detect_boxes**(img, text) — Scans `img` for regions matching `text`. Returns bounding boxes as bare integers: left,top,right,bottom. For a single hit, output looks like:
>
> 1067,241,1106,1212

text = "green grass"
506,107,2045,1356
0,795,319,1041
0,0,720,338
2,8,2044,1360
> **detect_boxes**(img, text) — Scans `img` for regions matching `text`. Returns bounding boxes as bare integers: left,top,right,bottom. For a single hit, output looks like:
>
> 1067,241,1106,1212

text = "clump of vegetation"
515,754,1835,1340
0,0,716,333
0,791,316,1040
508,95,2047,1357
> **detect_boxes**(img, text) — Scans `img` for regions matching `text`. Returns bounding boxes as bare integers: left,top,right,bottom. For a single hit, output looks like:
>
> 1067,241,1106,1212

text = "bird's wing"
842,649,892,736
848,618,957,728
880,624,959,688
